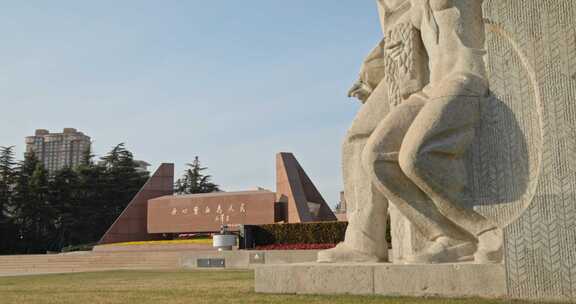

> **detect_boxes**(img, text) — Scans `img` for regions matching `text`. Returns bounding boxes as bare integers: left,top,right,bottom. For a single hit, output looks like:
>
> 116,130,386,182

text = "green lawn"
0,270,549,304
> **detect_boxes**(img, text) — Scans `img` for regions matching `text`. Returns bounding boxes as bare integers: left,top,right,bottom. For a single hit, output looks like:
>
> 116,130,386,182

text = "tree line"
0,144,151,254
0,143,221,255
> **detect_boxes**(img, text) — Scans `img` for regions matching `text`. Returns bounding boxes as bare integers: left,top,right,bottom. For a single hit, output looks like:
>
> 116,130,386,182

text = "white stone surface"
386,0,576,299
317,0,576,300
256,264,375,295
389,204,427,263
373,264,506,298
256,263,506,298
322,0,504,265
482,1,576,299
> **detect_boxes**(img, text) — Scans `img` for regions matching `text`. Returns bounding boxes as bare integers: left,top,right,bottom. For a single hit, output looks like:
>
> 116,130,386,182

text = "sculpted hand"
348,80,373,103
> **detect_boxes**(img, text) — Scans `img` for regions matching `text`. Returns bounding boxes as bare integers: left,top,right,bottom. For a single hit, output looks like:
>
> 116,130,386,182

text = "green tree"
12,153,53,253
74,147,107,243
99,144,149,237
79,171,107,242
49,167,81,250
0,146,16,253
1,144,150,254
0,146,16,216
175,156,220,194
11,152,39,253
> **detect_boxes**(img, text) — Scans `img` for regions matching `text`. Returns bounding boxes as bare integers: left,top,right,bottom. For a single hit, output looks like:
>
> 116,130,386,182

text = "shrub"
61,243,96,253
252,222,348,246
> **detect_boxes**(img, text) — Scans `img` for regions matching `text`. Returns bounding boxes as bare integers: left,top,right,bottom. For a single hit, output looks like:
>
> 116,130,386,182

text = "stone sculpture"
260,1,576,299
319,0,504,264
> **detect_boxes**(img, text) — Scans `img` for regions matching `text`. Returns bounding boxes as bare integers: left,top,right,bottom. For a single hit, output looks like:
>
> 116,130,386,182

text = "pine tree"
1,144,150,253
0,146,16,218
12,152,39,250
29,163,53,251
175,156,220,194
12,153,52,253
99,144,149,237
75,158,107,243
49,167,80,250
0,146,16,252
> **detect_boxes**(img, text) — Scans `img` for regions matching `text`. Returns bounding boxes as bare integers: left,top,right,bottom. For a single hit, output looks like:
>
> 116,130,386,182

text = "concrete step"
0,252,181,274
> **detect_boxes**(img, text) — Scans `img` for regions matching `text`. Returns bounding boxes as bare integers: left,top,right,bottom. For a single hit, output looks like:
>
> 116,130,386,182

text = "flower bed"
101,238,212,246
254,243,337,250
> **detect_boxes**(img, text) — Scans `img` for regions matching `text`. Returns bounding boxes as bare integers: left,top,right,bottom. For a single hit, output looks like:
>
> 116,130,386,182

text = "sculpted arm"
348,39,386,103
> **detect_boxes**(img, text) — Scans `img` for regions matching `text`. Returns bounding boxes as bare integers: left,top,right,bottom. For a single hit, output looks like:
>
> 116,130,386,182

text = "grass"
0,270,551,304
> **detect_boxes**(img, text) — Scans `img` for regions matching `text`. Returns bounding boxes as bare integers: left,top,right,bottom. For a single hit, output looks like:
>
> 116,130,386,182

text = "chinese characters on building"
169,203,247,224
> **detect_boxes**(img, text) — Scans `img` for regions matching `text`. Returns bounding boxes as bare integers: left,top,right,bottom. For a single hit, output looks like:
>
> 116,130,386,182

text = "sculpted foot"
317,243,387,263
405,237,476,264
474,229,503,264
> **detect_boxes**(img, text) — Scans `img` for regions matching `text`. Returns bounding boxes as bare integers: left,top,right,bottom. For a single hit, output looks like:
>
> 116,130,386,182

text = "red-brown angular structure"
98,153,336,244
276,153,337,223
98,163,174,245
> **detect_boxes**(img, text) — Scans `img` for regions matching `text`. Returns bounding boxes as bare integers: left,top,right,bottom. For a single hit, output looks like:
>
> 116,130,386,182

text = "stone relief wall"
467,21,542,228
482,0,576,299
390,2,576,298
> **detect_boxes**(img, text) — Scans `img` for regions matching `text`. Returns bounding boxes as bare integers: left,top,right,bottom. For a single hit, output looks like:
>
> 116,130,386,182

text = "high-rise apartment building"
25,128,91,174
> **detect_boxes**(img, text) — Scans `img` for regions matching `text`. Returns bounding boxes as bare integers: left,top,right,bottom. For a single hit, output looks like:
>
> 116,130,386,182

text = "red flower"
253,243,336,250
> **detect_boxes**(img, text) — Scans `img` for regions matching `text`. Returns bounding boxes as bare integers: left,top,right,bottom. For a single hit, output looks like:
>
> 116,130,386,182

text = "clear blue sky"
0,1,382,207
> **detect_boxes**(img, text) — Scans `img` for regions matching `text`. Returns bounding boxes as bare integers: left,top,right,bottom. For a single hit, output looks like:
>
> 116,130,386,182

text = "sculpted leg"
321,133,389,262
362,96,477,264
318,86,390,263
399,94,502,263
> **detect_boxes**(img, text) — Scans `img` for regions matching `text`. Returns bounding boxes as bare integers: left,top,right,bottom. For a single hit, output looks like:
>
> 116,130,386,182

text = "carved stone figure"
319,0,503,264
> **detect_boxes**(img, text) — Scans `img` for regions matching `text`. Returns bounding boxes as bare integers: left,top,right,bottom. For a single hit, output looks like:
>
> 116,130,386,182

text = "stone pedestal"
255,263,506,298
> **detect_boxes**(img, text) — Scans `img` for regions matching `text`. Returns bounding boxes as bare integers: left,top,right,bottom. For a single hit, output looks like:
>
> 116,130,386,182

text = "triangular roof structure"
98,163,174,245
276,153,337,223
